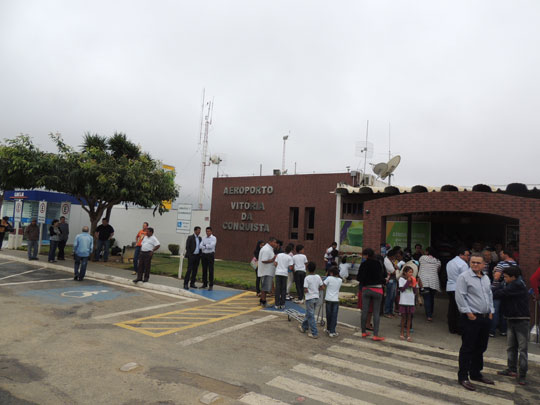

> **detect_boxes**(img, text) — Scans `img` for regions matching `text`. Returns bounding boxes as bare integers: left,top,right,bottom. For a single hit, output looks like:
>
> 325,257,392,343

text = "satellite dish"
379,155,401,180
372,162,388,178
209,154,223,165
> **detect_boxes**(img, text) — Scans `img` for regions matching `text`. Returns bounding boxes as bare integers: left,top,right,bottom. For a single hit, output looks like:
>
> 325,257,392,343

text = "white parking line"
94,301,192,320
0,268,45,281
267,376,372,405
313,354,513,405
293,363,454,405
0,260,16,266
177,315,277,347
91,278,199,300
0,278,73,286
239,392,289,404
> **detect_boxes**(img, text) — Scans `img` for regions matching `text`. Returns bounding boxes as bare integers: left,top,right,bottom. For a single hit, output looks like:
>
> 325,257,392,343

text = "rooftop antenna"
281,131,290,174
355,121,373,184
198,93,214,209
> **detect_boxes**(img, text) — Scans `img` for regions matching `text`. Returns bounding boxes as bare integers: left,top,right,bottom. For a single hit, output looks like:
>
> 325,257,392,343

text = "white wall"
66,205,210,253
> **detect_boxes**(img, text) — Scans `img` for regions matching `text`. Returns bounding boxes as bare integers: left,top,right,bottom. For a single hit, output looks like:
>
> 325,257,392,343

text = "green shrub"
168,244,180,255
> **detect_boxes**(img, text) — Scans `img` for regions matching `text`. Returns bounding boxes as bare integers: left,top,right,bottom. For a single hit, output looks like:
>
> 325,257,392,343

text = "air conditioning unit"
273,169,281,176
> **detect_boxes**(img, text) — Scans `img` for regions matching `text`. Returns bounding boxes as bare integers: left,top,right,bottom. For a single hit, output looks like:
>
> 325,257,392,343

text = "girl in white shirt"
399,266,418,342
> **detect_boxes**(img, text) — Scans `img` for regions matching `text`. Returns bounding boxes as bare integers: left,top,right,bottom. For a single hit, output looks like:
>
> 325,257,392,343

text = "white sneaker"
307,333,318,339
329,332,338,338
298,325,306,333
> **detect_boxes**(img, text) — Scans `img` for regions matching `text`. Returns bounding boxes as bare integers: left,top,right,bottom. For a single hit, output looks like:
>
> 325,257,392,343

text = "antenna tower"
198,92,214,210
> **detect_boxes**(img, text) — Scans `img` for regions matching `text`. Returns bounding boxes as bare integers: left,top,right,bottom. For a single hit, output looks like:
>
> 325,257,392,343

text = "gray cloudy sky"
1,0,539,208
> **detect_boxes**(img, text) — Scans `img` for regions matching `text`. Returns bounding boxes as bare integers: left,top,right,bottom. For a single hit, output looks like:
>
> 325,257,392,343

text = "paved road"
1,258,539,404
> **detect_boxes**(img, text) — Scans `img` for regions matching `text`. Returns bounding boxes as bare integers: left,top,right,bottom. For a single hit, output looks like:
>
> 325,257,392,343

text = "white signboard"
176,203,192,234
14,200,23,222
38,201,47,224
60,202,71,220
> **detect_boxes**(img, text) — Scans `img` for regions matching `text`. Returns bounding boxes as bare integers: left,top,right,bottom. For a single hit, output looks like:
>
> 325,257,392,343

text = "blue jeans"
506,319,529,377
48,240,58,262
74,255,89,279
27,240,38,259
133,246,141,270
384,279,397,315
490,299,507,335
302,298,318,336
325,301,339,334
422,288,436,319
95,239,110,261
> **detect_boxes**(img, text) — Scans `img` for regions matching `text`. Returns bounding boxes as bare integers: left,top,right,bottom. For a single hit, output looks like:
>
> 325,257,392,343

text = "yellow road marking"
115,291,270,337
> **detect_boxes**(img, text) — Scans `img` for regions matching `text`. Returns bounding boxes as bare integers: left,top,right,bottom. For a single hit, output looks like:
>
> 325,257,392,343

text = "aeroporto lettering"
223,186,274,195
230,202,265,210
222,222,270,232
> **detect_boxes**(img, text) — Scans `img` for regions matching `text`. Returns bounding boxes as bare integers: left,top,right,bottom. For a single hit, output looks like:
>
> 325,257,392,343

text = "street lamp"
282,134,289,174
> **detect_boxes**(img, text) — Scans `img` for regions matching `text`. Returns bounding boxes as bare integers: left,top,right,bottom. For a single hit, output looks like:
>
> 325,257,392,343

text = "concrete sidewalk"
0,249,243,302
2,248,539,364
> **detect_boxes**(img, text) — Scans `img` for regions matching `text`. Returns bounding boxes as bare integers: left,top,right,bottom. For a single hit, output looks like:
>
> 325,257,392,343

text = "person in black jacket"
493,265,530,385
183,226,202,289
357,248,386,341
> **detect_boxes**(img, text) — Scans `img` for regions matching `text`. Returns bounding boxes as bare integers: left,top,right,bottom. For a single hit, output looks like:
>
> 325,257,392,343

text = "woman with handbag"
417,247,441,322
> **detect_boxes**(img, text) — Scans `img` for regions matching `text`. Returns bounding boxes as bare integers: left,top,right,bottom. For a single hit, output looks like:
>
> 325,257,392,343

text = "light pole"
281,133,289,174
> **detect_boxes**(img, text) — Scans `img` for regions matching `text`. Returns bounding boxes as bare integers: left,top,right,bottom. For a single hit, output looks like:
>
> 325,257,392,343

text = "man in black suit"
184,226,202,289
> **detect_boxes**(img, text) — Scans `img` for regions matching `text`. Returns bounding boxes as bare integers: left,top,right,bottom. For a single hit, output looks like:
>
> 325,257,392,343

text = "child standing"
274,244,294,309
293,245,308,303
324,266,343,337
339,255,351,281
299,261,323,338
285,243,295,300
494,265,530,385
399,266,417,341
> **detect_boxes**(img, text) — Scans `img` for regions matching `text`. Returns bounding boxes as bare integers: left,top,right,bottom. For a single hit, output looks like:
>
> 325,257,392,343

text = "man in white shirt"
133,227,160,283
258,236,278,307
446,247,471,334
200,227,217,291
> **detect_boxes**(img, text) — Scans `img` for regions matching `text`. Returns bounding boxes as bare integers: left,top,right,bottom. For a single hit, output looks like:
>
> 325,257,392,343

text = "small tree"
0,135,45,211
42,132,179,235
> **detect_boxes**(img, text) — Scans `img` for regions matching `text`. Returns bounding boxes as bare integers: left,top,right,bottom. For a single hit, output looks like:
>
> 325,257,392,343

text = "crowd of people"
250,235,535,388
338,241,533,388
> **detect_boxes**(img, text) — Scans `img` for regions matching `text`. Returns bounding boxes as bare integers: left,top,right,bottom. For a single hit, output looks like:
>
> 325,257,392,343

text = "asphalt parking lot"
0,259,268,404
2,258,539,405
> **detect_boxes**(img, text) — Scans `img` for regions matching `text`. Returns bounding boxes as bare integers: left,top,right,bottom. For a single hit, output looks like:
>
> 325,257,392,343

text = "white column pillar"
334,192,342,249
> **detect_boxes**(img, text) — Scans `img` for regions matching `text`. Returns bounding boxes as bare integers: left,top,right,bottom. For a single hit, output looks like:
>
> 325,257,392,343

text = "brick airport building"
210,173,540,281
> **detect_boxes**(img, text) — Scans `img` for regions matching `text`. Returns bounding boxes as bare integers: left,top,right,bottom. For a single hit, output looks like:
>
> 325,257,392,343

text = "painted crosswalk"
240,334,519,405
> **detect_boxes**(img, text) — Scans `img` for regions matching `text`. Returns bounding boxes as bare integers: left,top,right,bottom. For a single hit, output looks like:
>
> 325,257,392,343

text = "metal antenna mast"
282,131,290,174
198,94,213,210
362,120,369,184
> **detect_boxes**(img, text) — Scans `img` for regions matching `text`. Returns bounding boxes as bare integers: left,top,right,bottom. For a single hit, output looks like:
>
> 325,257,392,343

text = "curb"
0,253,206,301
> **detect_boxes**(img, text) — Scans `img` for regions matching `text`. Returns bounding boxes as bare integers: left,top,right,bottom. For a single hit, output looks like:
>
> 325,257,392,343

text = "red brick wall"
210,173,351,267
362,192,540,281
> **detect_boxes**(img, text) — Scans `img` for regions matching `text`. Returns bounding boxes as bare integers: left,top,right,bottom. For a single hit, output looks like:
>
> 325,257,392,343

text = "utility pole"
198,92,213,210
281,131,290,174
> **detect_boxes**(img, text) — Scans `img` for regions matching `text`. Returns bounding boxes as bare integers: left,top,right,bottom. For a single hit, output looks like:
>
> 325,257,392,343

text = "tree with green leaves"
0,133,178,236
0,135,45,210
42,132,178,234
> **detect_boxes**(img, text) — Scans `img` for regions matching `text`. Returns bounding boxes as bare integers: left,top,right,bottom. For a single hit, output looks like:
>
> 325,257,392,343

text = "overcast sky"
1,0,539,208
